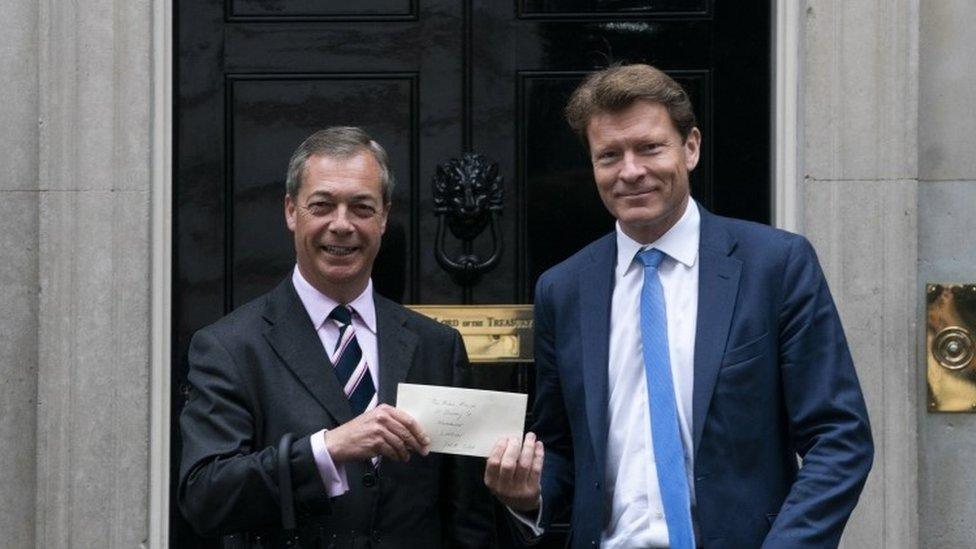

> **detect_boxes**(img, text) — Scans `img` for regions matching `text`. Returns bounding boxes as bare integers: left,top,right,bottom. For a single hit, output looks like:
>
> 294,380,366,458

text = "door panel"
229,0,414,19
519,0,710,16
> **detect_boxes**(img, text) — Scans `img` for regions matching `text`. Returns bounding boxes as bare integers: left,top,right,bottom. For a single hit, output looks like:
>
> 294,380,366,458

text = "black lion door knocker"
432,152,504,287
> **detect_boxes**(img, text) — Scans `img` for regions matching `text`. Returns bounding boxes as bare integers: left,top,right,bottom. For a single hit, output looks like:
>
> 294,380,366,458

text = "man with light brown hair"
485,64,873,548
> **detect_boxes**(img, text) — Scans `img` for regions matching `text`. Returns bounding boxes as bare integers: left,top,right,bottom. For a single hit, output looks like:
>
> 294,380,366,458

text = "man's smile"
321,244,359,256
616,188,660,198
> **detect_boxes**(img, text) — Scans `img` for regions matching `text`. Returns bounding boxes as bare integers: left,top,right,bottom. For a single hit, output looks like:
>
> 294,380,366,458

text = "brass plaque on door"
407,305,534,363
927,284,976,412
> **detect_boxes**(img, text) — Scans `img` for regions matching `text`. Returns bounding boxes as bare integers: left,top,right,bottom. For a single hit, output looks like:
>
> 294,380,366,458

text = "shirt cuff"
310,428,350,497
507,497,545,539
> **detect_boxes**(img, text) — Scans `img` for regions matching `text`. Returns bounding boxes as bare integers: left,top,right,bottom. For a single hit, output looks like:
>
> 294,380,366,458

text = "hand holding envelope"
395,383,543,512
484,432,545,513
325,403,430,463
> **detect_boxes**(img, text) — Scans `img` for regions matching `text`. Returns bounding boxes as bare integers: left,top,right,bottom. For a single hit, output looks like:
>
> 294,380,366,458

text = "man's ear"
378,202,390,235
684,127,701,172
284,193,297,232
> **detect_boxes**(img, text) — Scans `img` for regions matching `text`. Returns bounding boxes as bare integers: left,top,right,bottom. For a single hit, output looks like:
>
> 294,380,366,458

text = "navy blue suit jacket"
531,206,873,548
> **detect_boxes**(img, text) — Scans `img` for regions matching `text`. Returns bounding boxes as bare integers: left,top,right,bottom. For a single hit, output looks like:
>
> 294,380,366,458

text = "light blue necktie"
638,248,695,549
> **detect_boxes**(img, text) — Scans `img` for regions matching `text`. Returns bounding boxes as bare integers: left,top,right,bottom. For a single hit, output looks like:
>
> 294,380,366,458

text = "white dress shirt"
512,200,701,546
602,200,699,547
292,266,380,497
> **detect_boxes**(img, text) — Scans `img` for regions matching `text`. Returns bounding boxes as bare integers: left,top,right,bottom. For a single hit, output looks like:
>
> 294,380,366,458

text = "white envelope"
396,383,528,457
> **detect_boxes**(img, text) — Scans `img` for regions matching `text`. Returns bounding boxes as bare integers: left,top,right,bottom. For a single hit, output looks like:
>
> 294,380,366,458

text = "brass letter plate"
926,283,976,412
407,305,533,363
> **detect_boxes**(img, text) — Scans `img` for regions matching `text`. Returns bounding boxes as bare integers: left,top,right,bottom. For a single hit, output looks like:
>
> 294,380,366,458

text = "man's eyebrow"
305,190,334,200
305,190,379,202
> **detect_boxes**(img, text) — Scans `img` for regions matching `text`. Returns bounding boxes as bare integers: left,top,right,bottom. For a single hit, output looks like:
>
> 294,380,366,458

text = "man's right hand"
484,432,544,512
325,404,430,463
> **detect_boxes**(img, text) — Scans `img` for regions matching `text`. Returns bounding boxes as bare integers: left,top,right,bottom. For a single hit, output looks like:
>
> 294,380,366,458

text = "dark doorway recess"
173,0,771,545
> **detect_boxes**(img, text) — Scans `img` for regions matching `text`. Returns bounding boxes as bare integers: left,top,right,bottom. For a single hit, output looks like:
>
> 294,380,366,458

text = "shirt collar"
291,267,377,335
615,198,700,275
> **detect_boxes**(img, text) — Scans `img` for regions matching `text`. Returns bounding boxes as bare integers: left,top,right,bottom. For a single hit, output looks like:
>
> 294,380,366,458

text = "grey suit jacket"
178,278,494,548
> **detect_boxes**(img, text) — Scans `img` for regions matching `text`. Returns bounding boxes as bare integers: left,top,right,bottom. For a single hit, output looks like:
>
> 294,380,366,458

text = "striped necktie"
638,248,695,549
328,305,376,416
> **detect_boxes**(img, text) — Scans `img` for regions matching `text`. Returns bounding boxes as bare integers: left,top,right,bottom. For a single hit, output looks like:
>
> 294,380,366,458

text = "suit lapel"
692,208,741,456
375,294,418,406
263,279,354,426
578,234,615,474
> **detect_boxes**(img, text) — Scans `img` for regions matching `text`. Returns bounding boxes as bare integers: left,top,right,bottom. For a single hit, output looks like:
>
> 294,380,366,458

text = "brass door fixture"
927,284,976,412
407,305,532,363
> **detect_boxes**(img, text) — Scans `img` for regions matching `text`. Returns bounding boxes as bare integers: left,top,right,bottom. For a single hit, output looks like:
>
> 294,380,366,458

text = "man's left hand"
484,432,544,512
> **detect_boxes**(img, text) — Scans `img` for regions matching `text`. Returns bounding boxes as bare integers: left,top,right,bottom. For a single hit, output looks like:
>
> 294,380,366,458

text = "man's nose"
618,151,643,182
328,205,354,233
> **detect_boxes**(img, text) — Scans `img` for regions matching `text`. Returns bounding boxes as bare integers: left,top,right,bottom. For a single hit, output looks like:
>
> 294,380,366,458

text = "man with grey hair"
179,127,494,547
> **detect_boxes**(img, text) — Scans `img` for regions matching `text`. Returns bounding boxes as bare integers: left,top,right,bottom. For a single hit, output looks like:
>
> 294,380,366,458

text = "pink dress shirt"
291,266,380,497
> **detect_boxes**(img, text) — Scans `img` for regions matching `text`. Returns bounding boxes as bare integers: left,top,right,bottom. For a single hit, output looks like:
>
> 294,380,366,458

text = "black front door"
173,0,770,545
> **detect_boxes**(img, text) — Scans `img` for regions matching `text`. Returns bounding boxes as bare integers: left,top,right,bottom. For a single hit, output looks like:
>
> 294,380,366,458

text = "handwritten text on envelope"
396,383,527,457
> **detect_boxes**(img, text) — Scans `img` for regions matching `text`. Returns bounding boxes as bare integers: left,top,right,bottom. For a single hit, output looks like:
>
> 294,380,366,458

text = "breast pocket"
721,331,770,367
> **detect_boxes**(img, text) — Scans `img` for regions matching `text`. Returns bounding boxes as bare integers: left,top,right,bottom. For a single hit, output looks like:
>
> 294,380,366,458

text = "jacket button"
594,481,600,490
362,472,377,487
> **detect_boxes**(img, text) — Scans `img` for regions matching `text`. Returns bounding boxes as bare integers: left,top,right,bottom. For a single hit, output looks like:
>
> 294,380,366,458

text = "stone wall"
917,0,976,546
36,0,154,546
0,0,39,545
802,1,919,547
